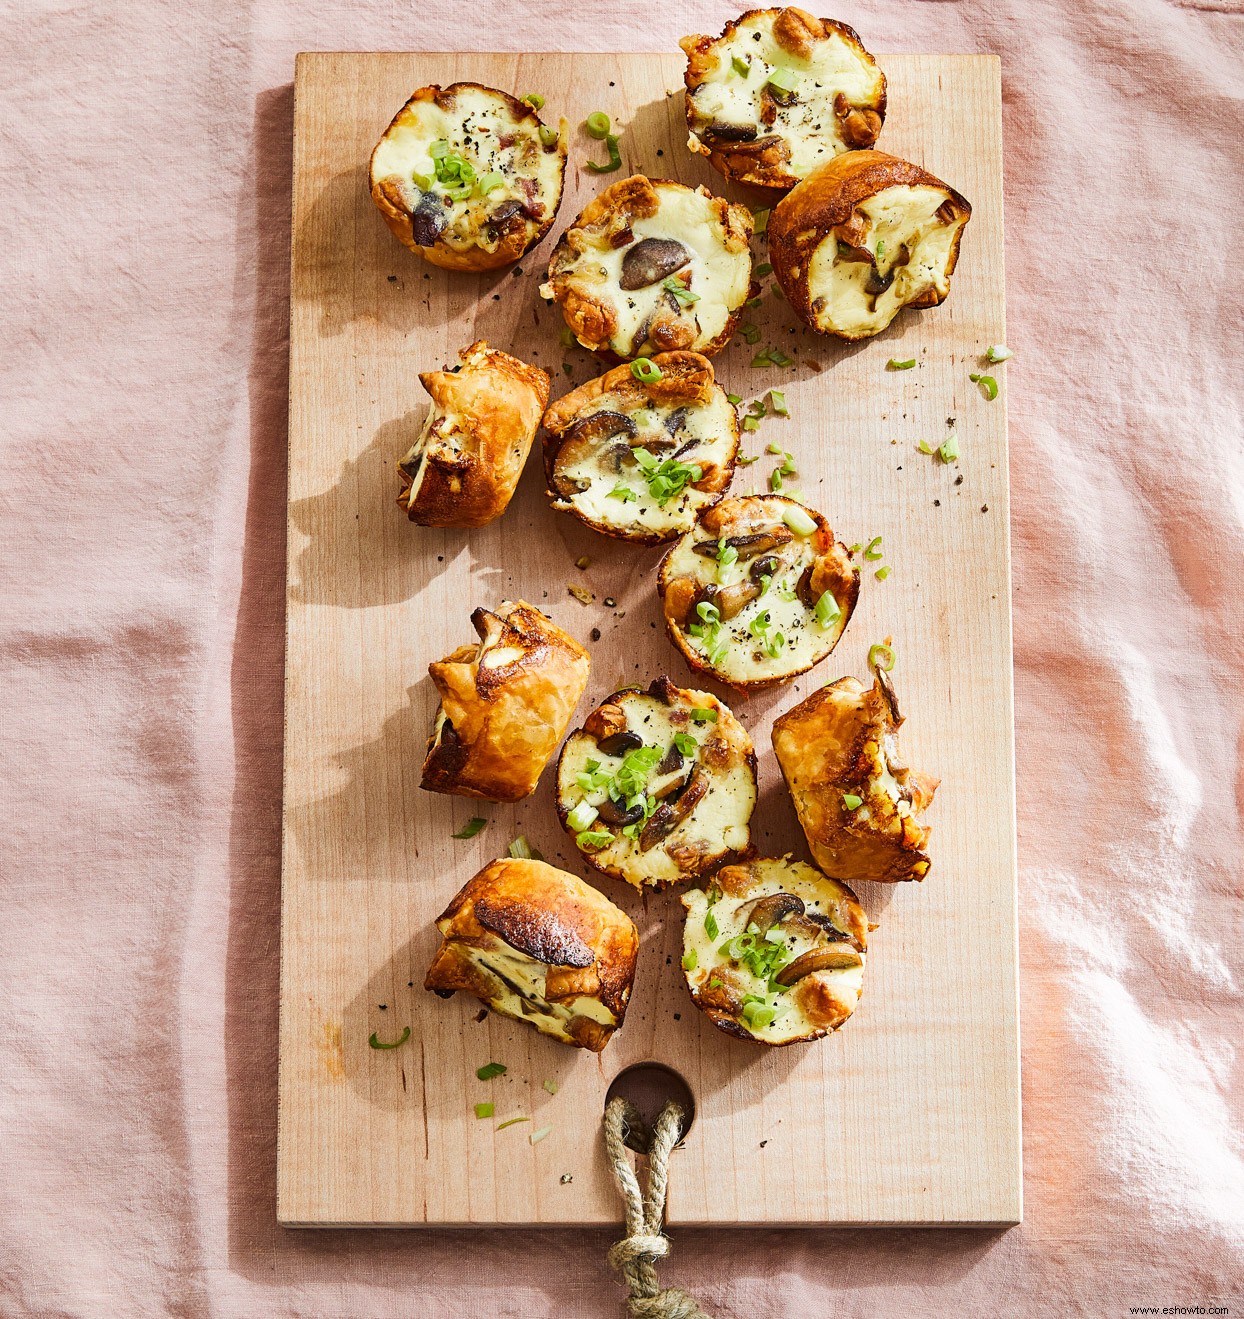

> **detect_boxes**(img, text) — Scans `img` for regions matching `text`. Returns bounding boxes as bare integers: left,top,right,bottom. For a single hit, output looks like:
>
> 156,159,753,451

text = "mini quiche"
425,858,638,1052
422,600,590,802
680,8,886,190
555,677,757,889
540,175,754,361
768,149,972,340
658,495,858,688
681,857,867,1046
773,660,939,883
398,340,550,528
542,351,739,544
370,82,567,272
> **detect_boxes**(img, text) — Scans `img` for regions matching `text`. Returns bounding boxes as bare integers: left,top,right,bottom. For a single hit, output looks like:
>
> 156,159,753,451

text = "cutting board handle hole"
604,1062,695,1152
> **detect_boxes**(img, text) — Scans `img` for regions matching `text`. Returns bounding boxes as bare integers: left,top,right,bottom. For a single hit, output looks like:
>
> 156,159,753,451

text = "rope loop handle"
604,1096,713,1319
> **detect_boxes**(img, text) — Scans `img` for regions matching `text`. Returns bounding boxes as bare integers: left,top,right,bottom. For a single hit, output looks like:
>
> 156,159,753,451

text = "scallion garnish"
538,125,559,147
939,433,959,463
369,1026,411,1050
682,947,698,972
453,817,488,839
888,358,916,370
631,357,663,383
543,1078,558,1095
769,468,783,492
769,390,788,416
584,111,611,139
705,910,719,941
566,800,599,833
751,207,769,235
522,93,545,110
864,536,883,561
497,1116,531,1131
631,447,702,505
410,170,433,191
782,505,817,536
690,707,717,724
477,1061,507,1080
751,351,772,368
875,566,891,581
576,829,615,852
813,591,841,628
842,794,863,810
767,347,793,367
970,373,999,400
876,239,886,261
726,392,743,405
766,66,800,95
674,732,698,758
478,171,505,194
755,262,773,277
585,132,622,173
743,416,760,431
917,439,934,454
663,277,700,304
986,344,1013,362
737,453,760,465
741,324,761,345
530,1125,553,1144
732,54,751,76
475,1102,494,1119
429,139,450,159
608,484,638,502
508,835,542,861
868,642,896,672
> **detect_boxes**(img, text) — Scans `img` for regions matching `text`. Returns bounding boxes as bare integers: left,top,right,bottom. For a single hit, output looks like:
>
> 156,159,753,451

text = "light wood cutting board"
279,49,1020,1227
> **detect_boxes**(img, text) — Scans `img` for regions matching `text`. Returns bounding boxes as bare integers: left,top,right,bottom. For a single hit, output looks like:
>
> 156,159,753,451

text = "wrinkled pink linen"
2,0,1242,1315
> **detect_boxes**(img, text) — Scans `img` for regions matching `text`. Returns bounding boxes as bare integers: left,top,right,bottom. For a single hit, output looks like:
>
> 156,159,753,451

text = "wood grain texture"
279,50,1020,1228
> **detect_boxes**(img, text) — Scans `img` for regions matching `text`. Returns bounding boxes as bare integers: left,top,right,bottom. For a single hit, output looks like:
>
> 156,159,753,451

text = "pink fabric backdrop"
3,0,1242,1314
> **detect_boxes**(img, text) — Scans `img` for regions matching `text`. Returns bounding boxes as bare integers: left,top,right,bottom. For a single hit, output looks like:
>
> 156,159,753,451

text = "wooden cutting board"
279,49,1020,1228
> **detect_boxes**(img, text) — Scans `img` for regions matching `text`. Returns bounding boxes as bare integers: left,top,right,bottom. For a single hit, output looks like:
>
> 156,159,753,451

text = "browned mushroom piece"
680,856,869,1046
619,238,693,290
555,680,756,889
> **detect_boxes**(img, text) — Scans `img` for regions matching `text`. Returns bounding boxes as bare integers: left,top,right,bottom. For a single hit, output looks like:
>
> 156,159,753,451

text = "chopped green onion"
566,800,599,833
674,732,698,758
768,468,783,492
559,327,575,348
584,111,611,139
939,433,959,463
876,239,886,260
986,344,1013,362
869,642,896,672
369,1026,411,1050
538,125,559,147
742,1000,776,1030
708,978,724,989
497,1116,531,1131
477,1061,507,1080
543,1078,558,1095
813,591,841,628
888,358,916,371
970,373,999,400
576,829,615,852
766,67,800,95
632,451,702,505
530,1125,553,1144
689,707,717,724
696,600,720,624
705,910,719,941
782,505,817,537
608,484,638,502
585,132,622,173
743,416,760,431
631,357,662,383
508,836,533,860
755,262,773,277
663,277,700,304
726,392,743,405
429,139,450,159
917,439,934,455
522,93,545,110
765,441,782,454
842,794,863,810
682,947,698,972
478,171,505,194
410,171,433,191
716,541,739,569
767,347,793,367
875,566,891,581
864,536,883,561
751,207,769,235
453,817,488,839
751,351,772,368
769,390,788,416
741,324,761,345
475,1102,495,1119
732,54,751,76
747,296,763,308
737,453,760,465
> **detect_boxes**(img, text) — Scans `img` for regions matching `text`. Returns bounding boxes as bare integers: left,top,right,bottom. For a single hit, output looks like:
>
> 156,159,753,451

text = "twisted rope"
604,1096,713,1319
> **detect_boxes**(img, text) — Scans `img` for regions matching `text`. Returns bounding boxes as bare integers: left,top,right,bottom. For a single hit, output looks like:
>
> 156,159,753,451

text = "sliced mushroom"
410,191,448,247
665,407,690,436
564,409,638,450
655,742,685,776
619,238,692,291
715,579,762,620
749,553,783,583
744,891,805,931
805,911,865,952
596,796,644,827
608,225,634,250
864,266,895,298
639,766,708,851
486,198,525,241
698,120,759,145
775,945,863,984
584,701,627,742
693,528,794,560
597,730,644,757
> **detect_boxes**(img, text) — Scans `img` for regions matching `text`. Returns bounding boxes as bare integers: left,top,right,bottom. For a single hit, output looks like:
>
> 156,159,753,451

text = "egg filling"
681,857,867,1045
555,679,756,888
659,495,857,686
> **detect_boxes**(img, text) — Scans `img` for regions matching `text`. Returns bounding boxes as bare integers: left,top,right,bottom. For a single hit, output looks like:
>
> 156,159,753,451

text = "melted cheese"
553,390,736,538
371,85,564,255
663,498,848,684
681,858,865,1045
688,12,883,177
556,689,755,888
542,184,751,358
806,184,966,337
467,939,617,1046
